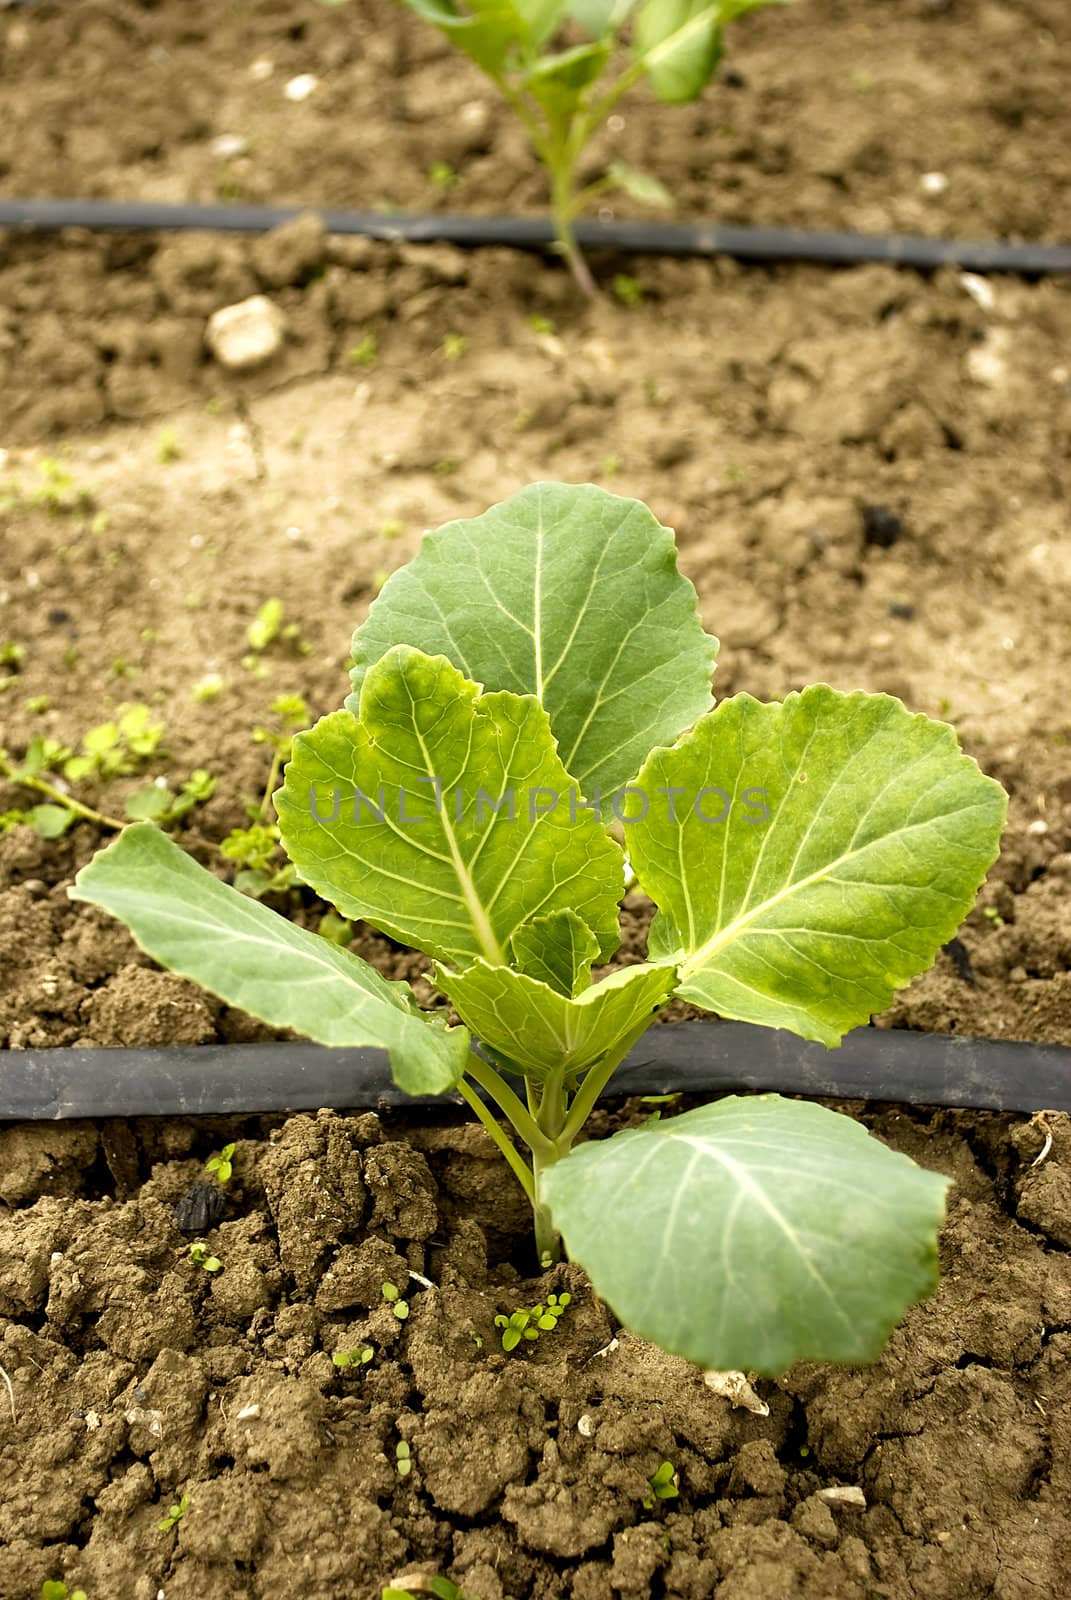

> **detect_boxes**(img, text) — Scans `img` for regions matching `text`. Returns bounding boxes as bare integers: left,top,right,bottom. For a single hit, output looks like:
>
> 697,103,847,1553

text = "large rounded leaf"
628,687,1007,1044
278,646,625,968
542,1094,950,1374
346,483,718,799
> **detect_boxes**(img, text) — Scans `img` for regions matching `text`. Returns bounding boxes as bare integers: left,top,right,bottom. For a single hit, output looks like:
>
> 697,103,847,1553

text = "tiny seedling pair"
74,482,1006,1376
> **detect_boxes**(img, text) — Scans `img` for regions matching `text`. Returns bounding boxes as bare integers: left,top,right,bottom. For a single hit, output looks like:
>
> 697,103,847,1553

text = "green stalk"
463,1053,555,1159
550,155,598,298
0,755,125,830
529,1062,569,1266
456,1077,536,1204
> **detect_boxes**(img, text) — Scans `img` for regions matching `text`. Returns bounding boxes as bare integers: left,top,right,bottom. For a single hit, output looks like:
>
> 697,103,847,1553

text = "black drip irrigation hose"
2,198,1071,275
2,1022,1068,1121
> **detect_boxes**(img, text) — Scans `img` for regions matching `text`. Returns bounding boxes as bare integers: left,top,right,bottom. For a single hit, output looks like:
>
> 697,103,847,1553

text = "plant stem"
463,1053,555,1160
456,1078,535,1204
260,745,284,822
530,1063,568,1265
550,155,598,298
555,1010,659,1150
0,757,125,830
531,1144,563,1267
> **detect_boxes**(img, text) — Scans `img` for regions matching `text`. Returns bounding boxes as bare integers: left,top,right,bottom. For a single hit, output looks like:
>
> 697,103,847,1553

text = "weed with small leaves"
188,1243,222,1274
205,1143,236,1185
495,1291,571,1352
158,1493,190,1533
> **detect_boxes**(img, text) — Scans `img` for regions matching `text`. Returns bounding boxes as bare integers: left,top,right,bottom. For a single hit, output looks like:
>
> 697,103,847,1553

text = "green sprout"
494,1291,571,1352
205,1143,236,1185
1,456,97,515
643,1459,679,1509
442,333,469,361
124,769,217,825
382,1282,410,1321
383,1579,478,1600
188,1243,222,1274
158,1492,190,1533
192,673,225,703
395,1440,412,1477
155,427,182,464
247,598,284,652
348,333,378,367
40,1585,89,1600
332,1345,374,1370
611,272,644,306
428,160,458,190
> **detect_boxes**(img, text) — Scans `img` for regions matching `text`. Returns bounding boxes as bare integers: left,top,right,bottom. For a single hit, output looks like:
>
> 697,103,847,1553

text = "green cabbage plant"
399,0,789,292
73,483,1006,1375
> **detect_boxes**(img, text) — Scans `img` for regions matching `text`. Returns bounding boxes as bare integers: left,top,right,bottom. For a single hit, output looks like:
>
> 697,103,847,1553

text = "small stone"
817,1484,867,1509
206,296,286,371
960,272,996,311
174,1182,227,1234
920,171,948,195
284,73,318,102
862,505,903,548
212,134,248,160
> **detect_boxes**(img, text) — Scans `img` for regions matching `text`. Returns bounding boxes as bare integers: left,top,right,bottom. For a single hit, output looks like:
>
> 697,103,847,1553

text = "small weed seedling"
332,1345,374,1371
205,1143,236,1185
41,1584,88,1600
188,1243,222,1274
383,1578,478,1600
495,1291,571,1352
394,0,787,293
382,1282,410,1321
158,1493,189,1533
395,1440,413,1477
643,1459,679,1509
1,456,96,516
73,482,1008,1378
0,707,214,840
247,598,285,652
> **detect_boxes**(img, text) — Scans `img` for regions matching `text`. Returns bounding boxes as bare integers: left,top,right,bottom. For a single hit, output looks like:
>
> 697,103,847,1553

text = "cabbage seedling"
397,0,788,293
72,482,1007,1377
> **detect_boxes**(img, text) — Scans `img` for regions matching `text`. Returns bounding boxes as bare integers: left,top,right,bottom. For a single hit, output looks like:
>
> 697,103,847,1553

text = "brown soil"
0,1102,1069,1600
1,1,1071,1596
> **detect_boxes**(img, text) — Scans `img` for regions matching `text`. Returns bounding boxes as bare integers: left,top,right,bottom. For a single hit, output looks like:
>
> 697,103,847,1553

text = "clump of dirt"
0,1102,1068,1600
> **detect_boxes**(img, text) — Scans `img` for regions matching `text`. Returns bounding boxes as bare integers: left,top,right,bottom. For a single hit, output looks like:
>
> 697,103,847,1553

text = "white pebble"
818,1485,866,1509
920,171,948,195
285,74,318,102
212,134,248,160
959,272,996,311
206,296,287,371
